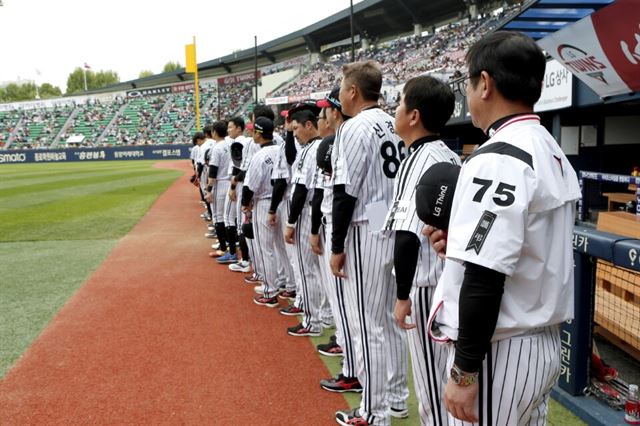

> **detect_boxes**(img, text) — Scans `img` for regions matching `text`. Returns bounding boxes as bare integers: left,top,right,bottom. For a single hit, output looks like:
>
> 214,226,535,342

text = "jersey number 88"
380,140,406,179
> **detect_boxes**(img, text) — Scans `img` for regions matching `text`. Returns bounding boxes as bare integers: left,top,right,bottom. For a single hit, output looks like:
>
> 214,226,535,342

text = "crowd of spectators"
271,7,516,101
59,100,123,146
1,5,519,150
10,106,75,149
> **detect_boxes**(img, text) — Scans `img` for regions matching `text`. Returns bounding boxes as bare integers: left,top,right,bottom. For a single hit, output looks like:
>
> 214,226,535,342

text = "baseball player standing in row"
269,105,317,315
218,117,247,263
283,109,324,336
425,31,581,425
330,61,409,426
205,121,231,255
199,126,215,221
241,117,287,307
310,90,361,393
384,75,460,426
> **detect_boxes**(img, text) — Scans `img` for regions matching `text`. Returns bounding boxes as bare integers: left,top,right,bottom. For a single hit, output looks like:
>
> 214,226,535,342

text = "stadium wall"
0,144,190,164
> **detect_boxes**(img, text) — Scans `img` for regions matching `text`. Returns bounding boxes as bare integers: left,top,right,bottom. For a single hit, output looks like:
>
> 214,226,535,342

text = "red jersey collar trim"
487,114,540,138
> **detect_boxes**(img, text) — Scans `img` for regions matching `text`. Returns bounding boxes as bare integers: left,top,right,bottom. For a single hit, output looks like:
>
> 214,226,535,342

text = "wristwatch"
450,364,478,386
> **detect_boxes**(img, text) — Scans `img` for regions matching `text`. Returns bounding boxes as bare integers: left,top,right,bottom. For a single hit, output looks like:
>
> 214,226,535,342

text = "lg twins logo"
557,44,609,84
620,24,640,65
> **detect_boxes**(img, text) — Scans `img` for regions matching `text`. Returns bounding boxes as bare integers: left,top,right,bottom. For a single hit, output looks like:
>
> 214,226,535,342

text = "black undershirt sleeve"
236,170,246,182
208,165,219,179
285,131,297,166
288,184,308,225
269,178,287,213
310,188,324,235
231,166,241,177
331,184,357,254
454,262,506,373
196,163,204,176
241,186,254,207
394,231,421,300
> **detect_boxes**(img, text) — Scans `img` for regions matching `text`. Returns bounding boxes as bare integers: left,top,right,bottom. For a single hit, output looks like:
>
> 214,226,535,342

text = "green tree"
139,70,154,78
163,61,182,73
0,82,36,102
38,83,62,99
65,68,120,94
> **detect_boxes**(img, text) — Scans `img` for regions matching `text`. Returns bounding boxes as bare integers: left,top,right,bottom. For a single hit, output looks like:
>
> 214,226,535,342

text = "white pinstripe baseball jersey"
244,143,280,200
290,138,321,203
197,139,214,164
208,138,231,181
430,114,581,342
384,140,461,288
333,108,405,223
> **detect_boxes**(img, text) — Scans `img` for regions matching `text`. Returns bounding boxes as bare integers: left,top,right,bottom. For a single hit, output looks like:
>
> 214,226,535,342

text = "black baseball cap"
254,117,274,137
317,87,341,110
415,162,461,230
282,101,321,119
316,134,335,174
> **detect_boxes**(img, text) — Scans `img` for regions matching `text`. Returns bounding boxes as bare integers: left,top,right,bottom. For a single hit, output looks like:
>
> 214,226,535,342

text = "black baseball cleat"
320,374,362,393
317,335,343,357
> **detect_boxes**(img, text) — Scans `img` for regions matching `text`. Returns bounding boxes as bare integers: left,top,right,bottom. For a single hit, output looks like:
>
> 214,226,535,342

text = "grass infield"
0,160,181,377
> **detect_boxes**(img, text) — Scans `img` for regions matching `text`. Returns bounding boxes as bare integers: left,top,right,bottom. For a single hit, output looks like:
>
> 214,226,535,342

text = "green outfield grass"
310,330,586,425
0,161,182,377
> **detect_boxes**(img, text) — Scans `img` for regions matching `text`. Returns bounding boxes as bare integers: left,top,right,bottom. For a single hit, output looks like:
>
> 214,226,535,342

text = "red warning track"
0,161,345,424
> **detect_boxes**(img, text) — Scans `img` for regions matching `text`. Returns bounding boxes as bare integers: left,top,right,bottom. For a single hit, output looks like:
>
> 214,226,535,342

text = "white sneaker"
390,407,409,419
253,285,264,294
228,260,250,273
211,242,220,250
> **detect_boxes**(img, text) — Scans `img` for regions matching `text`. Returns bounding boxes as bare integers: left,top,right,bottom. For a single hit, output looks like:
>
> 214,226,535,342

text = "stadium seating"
10,106,75,149
0,5,519,149
59,101,121,146
0,110,23,148
271,10,513,104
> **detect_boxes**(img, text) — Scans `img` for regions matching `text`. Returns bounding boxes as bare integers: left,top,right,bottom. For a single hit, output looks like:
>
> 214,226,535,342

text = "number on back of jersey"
380,140,406,179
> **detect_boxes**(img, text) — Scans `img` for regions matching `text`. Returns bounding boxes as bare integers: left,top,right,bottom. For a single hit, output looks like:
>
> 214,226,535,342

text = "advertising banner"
534,59,573,112
538,0,640,98
0,144,191,165
217,71,261,86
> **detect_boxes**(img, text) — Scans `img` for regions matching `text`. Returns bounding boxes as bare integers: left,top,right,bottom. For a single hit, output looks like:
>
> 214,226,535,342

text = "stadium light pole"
254,35,258,105
350,0,355,62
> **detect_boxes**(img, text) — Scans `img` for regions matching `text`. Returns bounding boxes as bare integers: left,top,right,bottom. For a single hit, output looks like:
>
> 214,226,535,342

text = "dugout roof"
498,0,614,40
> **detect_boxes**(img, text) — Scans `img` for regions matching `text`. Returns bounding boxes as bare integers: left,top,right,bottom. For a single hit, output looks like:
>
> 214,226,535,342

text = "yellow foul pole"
185,36,201,131
193,36,200,131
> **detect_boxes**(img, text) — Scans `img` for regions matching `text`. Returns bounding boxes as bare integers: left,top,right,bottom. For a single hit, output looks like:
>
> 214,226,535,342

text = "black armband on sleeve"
288,184,308,225
285,131,297,166
241,186,254,207
269,178,287,213
208,165,219,179
394,231,421,300
236,170,246,182
231,166,241,176
310,188,324,235
196,163,204,175
331,184,357,253
454,262,506,373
